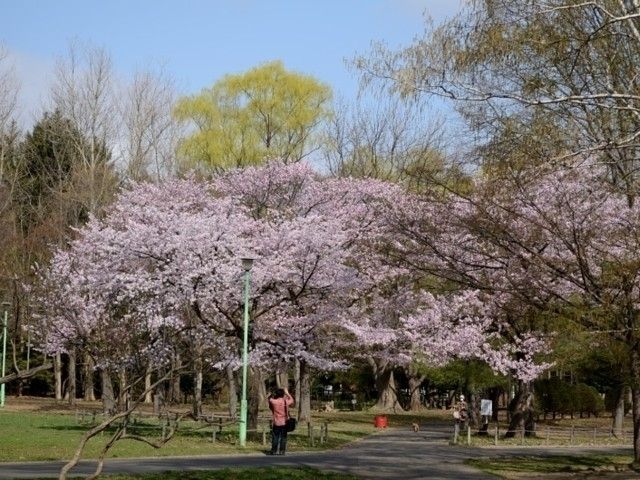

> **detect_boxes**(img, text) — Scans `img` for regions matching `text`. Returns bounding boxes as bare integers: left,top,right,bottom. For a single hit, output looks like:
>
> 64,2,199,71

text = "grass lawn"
467,454,634,478
100,467,359,480
0,397,448,462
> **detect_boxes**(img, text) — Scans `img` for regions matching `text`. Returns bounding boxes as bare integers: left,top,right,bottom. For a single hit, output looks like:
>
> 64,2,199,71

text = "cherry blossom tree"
34,161,402,443
212,161,402,422
383,171,563,435
34,159,561,472
385,157,640,447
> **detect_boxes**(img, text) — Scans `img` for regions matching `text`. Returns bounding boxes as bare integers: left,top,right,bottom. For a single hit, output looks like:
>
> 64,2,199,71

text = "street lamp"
1,302,9,408
239,257,254,447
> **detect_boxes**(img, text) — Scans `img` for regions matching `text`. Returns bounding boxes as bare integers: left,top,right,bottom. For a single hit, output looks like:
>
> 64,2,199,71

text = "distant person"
452,394,468,441
453,394,468,423
268,387,294,455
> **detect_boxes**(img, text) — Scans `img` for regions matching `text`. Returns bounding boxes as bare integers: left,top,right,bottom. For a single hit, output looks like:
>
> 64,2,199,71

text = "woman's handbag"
285,417,297,432
284,402,297,432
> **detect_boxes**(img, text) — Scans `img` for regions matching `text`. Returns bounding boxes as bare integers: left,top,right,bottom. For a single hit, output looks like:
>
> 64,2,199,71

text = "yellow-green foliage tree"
174,61,332,170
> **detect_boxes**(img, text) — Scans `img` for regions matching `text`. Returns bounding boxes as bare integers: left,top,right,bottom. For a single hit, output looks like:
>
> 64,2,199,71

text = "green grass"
467,454,633,478
0,409,387,462
0,405,451,462
102,467,359,480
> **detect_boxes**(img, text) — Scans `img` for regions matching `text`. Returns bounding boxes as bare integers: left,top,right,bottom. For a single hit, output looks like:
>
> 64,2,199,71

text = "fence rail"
451,423,633,446
74,408,329,447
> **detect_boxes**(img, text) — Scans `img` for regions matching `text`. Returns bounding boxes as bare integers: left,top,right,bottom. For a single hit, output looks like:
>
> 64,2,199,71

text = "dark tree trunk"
468,389,480,428
66,350,77,405
294,359,301,404
504,380,535,438
168,353,181,403
192,355,203,417
298,360,311,423
630,348,640,465
226,364,238,419
405,365,425,411
248,367,261,431
489,387,501,422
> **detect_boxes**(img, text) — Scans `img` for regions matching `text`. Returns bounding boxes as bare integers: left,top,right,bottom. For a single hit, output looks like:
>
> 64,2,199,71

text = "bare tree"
323,95,451,189
119,67,180,181
51,43,118,217
355,0,640,185
0,44,20,217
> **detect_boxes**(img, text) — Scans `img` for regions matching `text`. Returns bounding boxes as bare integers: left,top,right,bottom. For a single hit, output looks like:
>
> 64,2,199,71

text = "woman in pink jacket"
268,387,294,455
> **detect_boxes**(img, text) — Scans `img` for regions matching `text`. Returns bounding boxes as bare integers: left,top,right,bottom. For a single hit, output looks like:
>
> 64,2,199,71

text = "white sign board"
480,399,493,416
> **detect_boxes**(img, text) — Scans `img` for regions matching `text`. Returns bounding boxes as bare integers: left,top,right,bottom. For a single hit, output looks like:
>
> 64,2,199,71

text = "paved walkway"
0,423,635,479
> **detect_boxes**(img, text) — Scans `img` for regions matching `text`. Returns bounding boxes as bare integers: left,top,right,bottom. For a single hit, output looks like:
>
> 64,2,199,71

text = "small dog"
411,422,420,432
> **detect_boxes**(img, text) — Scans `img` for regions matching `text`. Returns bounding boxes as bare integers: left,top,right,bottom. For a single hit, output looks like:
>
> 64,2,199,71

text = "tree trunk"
226,364,238,419
67,350,76,405
504,380,535,438
294,359,301,404
153,381,165,415
83,354,96,402
259,374,267,406
298,360,311,423
248,367,261,431
192,356,203,417
144,369,152,404
117,370,127,410
276,368,289,389
101,370,115,414
489,387,501,422
371,361,403,412
630,349,640,465
169,353,181,403
405,365,425,411
613,386,626,438
468,389,480,428
54,353,63,401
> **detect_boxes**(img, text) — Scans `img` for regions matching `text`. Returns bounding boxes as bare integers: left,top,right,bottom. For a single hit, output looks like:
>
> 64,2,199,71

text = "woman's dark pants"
271,425,288,454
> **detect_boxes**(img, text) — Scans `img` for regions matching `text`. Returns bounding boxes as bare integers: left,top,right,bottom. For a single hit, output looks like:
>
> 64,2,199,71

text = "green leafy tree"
12,110,114,237
174,60,332,170
14,111,78,233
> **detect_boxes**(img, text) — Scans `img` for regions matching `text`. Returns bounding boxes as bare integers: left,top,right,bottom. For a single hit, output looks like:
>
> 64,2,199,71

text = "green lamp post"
1,302,9,408
239,257,254,447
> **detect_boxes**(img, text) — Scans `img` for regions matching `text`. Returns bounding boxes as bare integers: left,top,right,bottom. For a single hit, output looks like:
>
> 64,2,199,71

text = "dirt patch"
1,395,221,416
1,396,103,413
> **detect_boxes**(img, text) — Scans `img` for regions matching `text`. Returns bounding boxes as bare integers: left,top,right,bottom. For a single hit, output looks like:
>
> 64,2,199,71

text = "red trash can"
374,415,388,428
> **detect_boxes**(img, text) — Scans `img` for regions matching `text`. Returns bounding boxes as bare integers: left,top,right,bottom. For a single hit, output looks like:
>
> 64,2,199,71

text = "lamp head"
241,257,254,271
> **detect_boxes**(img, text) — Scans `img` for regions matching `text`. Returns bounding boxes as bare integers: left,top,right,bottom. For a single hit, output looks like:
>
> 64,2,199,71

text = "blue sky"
2,0,464,125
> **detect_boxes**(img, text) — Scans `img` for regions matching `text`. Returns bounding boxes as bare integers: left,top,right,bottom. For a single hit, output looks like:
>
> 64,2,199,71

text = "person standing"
268,387,294,455
453,394,468,442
